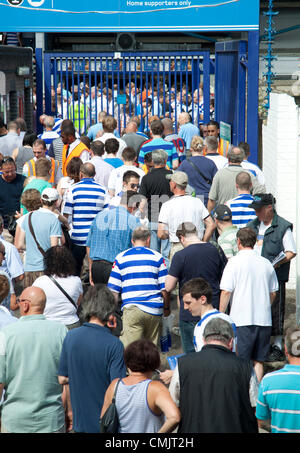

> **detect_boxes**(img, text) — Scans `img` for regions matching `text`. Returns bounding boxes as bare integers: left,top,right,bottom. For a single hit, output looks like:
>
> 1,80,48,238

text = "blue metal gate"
39,51,212,135
214,33,260,163
37,38,259,162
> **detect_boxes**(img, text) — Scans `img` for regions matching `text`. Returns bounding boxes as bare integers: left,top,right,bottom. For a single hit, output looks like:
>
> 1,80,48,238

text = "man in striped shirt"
138,119,179,170
226,171,257,228
256,325,300,433
63,162,107,276
107,226,169,348
38,116,60,151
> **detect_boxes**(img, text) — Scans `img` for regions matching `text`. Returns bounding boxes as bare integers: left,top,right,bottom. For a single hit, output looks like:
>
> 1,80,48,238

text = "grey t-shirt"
208,165,266,205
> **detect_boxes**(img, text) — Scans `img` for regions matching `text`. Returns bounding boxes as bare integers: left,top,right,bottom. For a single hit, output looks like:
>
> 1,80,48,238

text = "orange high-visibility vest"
26,158,59,185
62,141,89,176
218,139,230,157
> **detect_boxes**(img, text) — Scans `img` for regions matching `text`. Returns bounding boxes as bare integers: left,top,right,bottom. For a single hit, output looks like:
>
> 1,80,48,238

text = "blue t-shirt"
179,156,218,206
168,243,227,322
58,323,127,433
21,209,62,272
178,122,200,150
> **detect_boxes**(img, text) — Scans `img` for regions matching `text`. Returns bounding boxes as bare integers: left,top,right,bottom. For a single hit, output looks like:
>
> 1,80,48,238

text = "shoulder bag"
28,212,78,312
28,211,46,257
99,379,121,433
187,158,212,185
47,275,78,310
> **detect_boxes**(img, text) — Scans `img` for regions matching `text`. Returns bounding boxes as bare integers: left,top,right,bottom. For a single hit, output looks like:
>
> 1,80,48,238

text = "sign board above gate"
2,0,259,32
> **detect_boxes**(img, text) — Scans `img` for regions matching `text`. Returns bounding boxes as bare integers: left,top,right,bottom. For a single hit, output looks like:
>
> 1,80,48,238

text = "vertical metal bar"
247,31,259,164
162,56,166,118
53,57,57,116
44,53,52,116
185,57,189,113
59,57,63,118
168,57,172,126
88,57,92,126
237,41,247,144
157,55,160,118
174,59,178,132
203,52,210,125
179,56,183,115
35,47,44,134
145,56,149,131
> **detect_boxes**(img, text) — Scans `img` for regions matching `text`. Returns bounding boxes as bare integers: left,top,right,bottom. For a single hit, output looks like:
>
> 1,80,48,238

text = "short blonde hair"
190,135,204,154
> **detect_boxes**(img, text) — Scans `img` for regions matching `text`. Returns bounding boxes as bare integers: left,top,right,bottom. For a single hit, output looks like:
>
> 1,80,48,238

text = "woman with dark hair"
57,156,82,212
100,339,180,433
12,131,37,174
32,245,83,329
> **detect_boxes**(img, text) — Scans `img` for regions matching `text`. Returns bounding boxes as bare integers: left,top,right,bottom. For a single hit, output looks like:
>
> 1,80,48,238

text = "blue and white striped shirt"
193,309,237,352
226,194,257,229
63,178,106,246
108,246,168,316
37,130,60,151
256,365,300,433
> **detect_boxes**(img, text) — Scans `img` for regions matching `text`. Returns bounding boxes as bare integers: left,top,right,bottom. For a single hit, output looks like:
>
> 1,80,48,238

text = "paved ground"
159,290,297,433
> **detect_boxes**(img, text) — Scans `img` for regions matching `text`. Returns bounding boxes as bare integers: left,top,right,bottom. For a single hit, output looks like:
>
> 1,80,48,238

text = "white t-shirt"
108,165,145,196
33,274,83,325
255,222,296,257
158,195,209,243
220,249,279,327
193,309,237,352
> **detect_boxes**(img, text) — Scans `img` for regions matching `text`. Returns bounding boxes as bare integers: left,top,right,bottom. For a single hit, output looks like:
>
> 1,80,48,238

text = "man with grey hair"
207,146,266,213
203,135,228,170
169,317,258,433
108,225,169,348
38,115,60,151
139,149,173,264
58,285,126,433
256,324,300,433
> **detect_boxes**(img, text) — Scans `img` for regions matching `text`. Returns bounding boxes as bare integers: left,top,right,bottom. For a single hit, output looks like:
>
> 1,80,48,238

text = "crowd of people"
0,99,298,434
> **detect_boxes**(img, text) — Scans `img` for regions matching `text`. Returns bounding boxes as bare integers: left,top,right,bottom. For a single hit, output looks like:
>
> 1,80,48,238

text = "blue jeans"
179,319,198,354
150,224,170,269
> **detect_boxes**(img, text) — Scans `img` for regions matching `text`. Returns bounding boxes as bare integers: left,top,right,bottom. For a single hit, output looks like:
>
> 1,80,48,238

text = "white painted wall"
262,92,299,291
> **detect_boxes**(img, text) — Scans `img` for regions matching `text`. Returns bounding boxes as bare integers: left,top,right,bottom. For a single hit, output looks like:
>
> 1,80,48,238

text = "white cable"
1,0,239,15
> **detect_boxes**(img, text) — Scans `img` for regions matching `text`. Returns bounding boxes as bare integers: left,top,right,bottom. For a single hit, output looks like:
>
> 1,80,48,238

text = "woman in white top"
101,339,180,433
33,245,83,329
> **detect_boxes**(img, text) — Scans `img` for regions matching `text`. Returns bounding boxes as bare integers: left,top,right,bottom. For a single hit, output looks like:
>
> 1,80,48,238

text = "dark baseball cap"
212,204,232,221
249,193,275,210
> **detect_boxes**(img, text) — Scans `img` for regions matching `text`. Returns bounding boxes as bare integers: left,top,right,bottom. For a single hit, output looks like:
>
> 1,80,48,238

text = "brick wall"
262,93,299,289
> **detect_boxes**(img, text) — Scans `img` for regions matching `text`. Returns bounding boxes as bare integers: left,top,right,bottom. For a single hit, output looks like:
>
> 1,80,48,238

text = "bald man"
0,286,68,433
63,161,108,276
178,111,200,152
122,121,147,154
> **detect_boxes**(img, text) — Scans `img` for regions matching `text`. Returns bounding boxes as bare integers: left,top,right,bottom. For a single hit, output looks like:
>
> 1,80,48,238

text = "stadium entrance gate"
37,38,259,161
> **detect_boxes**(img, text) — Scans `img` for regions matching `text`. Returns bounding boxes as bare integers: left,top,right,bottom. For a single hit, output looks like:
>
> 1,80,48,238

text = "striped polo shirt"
193,309,237,352
63,178,106,246
226,194,257,228
138,137,179,170
256,365,300,433
108,246,168,316
38,130,60,150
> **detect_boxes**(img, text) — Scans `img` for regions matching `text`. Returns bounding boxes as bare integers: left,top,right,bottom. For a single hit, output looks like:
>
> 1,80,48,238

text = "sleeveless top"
15,146,34,174
115,379,164,433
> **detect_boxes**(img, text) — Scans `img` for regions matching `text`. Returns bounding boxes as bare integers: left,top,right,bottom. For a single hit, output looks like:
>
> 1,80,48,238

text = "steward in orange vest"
62,140,90,176
60,121,90,176
26,157,60,185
